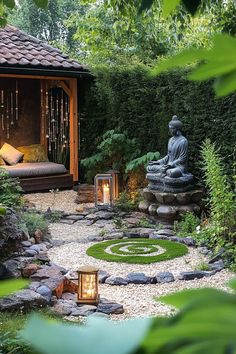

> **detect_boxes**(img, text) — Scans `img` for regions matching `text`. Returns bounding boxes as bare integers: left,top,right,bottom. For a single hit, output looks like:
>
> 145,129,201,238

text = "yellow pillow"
17,144,49,163
0,143,24,165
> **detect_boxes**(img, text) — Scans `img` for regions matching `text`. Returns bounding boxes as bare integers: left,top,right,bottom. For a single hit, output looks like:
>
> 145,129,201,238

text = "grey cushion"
1,162,67,178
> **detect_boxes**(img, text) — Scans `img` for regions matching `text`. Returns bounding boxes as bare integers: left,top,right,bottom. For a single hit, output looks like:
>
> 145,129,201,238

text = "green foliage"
87,238,188,264
115,191,140,212
125,151,160,173
21,314,150,354
174,212,200,237
0,309,65,354
81,65,236,180
151,33,236,96
195,262,211,271
0,169,23,208
201,139,235,241
18,279,236,354
44,210,62,223
0,205,6,216
135,216,157,229
9,0,79,52
0,279,29,298
147,280,236,354
20,212,49,237
81,130,139,183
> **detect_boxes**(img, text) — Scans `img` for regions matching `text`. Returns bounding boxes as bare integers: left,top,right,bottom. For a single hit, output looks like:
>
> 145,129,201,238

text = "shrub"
115,191,141,212
201,139,235,241
20,212,49,238
0,168,23,208
174,212,200,238
81,129,140,183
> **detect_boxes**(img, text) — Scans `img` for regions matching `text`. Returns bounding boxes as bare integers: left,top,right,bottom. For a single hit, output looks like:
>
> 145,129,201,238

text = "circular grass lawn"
86,238,188,264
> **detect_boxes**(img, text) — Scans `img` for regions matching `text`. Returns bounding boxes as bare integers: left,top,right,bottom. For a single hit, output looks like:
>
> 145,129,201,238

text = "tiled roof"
0,25,88,73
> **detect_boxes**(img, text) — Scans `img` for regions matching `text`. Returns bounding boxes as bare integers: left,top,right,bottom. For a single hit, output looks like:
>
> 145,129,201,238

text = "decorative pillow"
17,144,49,163
0,143,24,165
0,156,6,165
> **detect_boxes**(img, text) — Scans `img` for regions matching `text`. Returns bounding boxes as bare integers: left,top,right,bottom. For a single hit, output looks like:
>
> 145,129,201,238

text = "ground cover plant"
0,169,23,208
86,238,188,264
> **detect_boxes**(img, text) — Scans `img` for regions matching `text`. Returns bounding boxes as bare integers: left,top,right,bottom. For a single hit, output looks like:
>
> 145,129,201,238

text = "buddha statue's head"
169,115,183,136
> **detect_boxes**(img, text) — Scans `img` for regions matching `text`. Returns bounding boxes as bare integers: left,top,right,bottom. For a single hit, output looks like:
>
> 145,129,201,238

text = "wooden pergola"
0,25,90,190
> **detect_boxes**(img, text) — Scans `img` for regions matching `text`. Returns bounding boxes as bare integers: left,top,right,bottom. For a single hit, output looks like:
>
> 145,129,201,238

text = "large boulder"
0,289,48,312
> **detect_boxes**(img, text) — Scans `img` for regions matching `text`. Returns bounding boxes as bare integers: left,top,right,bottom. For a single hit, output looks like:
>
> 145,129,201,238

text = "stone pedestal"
139,188,204,222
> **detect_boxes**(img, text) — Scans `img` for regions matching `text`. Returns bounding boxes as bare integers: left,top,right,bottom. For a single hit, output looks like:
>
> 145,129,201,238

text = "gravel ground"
25,190,91,213
27,191,236,319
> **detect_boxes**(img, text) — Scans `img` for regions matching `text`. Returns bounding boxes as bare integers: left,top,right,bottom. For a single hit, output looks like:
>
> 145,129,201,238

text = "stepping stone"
105,276,128,286
60,219,76,225
155,271,175,283
64,215,85,221
156,229,176,237
178,270,216,280
71,305,97,317
126,272,151,284
97,299,124,314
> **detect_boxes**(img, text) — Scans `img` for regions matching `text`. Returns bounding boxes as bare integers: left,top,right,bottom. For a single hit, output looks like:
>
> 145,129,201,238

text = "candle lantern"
106,170,119,200
77,266,99,305
94,173,113,209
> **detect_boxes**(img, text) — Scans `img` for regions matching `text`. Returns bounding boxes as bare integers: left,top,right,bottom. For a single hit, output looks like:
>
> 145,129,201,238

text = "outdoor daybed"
0,143,73,192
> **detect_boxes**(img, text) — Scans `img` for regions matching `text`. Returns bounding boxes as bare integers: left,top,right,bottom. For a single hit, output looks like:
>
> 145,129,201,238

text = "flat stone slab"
60,219,76,225
178,270,216,280
97,300,124,315
64,215,85,221
52,299,77,316
123,228,153,238
71,305,97,317
155,271,175,283
155,229,176,237
105,276,128,286
126,272,151,284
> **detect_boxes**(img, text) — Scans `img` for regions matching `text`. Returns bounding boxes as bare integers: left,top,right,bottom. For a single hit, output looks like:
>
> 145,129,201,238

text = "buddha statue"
146,115,195,192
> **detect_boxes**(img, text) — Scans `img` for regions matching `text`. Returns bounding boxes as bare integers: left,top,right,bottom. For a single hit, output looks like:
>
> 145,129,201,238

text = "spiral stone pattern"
87,238,188,264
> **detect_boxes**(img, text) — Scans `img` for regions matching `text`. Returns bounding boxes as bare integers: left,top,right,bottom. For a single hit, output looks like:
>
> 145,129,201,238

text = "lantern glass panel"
94,174,113,208
80,273,97,299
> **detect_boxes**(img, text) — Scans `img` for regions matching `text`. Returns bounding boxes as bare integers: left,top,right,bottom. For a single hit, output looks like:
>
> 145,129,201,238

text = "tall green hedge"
80,64,236,179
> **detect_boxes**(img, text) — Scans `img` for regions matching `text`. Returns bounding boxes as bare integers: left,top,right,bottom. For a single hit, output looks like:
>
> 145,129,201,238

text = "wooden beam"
58,81,72,97
69,78,78,182
0,74,73,81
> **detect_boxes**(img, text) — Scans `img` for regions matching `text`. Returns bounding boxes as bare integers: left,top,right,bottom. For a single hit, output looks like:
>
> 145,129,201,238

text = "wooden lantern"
77,266,99,304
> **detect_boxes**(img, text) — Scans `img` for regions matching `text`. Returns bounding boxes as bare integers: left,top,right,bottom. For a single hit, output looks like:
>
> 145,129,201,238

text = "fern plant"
201,139,236,241
81,130,140,183
125,151,160,173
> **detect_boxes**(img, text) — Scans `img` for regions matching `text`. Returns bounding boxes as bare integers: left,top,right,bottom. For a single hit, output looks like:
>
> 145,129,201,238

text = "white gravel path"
26,191,236,319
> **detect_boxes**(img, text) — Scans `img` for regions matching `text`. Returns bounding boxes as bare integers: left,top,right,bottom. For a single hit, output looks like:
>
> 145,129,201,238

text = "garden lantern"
94,173,113,208
77,266,99,305
106,170,119,199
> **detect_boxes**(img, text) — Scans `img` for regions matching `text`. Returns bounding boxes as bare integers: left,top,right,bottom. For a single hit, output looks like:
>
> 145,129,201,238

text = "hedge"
80,64,236,180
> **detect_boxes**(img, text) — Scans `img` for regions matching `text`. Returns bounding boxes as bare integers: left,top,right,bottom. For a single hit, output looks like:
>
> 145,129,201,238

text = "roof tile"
0,25,87,73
